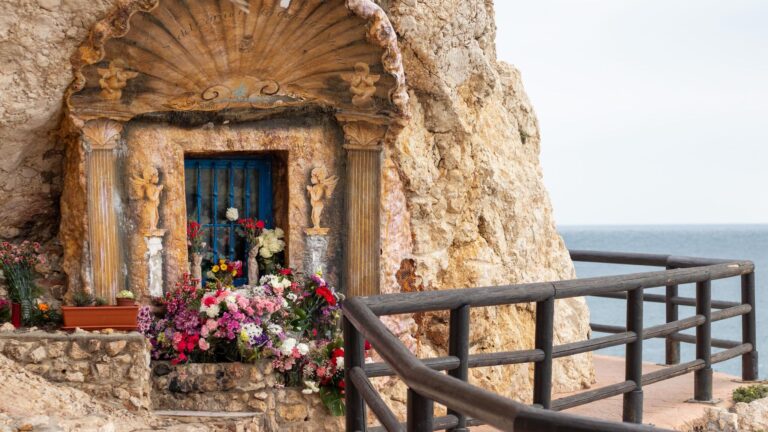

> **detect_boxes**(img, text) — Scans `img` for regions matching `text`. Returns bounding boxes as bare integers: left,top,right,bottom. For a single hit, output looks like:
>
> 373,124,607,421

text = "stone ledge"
0,329,146,342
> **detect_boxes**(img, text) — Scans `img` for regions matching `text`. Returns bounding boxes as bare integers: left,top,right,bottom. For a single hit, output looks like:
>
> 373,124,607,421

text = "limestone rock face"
378,0,594,401
0,0,593,408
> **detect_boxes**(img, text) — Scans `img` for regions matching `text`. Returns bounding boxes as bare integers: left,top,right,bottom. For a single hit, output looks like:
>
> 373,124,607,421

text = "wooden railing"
342,250,759,431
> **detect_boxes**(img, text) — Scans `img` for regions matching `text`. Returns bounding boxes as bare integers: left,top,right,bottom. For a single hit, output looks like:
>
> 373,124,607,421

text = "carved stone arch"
60,0,409,301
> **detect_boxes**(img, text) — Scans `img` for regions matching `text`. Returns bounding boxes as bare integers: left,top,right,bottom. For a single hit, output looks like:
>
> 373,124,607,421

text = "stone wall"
152,361,344,430
0,327,151,410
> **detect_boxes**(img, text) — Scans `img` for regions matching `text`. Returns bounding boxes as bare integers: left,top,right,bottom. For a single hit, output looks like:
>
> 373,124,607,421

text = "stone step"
153,410,262,419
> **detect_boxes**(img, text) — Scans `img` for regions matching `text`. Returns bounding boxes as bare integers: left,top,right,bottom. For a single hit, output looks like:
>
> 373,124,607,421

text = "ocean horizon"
559,224,767,378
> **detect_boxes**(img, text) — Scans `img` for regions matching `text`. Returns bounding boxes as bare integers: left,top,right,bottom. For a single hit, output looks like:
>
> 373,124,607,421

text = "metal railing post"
694,280,713,401
741,272,759,381
665,265,680,365
534,296,555,409
623,287,644,423
407,389,434,432
344,316,367,432
448,305,470,431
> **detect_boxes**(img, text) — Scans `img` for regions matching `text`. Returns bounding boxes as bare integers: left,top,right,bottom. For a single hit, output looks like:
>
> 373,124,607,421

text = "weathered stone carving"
82,118,123,150
341,121,387,149
130,167,164,236
342,63,380,108
65,0,409,121
97,60,138,101
305,165,338,236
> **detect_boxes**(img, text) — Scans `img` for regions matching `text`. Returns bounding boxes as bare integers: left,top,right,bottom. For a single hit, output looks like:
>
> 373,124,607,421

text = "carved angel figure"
130,166,164,235
306,165,338,235
341,63,380,108
97,60,139,101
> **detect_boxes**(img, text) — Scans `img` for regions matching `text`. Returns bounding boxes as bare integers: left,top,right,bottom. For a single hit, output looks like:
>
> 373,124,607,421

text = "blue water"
560,225,768,378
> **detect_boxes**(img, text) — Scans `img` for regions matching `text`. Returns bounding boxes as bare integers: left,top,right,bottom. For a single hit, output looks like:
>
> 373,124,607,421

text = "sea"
559,225,768,379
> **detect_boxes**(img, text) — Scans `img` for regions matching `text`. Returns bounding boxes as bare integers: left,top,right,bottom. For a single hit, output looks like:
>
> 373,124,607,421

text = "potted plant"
116,290,135,306
61,289,139,331
0,241,44,325
187,221,206,283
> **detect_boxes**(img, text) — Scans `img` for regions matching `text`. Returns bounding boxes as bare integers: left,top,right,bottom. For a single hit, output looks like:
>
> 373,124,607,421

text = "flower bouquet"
0,241,44,323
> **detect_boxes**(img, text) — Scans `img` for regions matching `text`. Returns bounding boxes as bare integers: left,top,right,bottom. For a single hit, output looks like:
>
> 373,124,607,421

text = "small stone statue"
130,166,164,236
305,165,338,236
98,60,138,101
341,63,380,108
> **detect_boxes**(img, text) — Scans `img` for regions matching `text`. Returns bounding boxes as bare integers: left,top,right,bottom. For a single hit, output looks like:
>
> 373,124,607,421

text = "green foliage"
95,297,109,306
319,386,345,417
72,290,95,307
733,384,768,403
27,303,62,328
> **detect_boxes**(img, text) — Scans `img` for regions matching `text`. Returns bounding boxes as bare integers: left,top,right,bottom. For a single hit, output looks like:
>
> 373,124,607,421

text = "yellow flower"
221,264,228,271
232,270,237,276
38,303,49,312
219,259,225,265
212,265,220,273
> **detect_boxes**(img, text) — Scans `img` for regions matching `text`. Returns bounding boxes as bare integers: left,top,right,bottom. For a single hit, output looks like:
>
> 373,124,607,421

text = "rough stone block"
278,403,308,423
68,342,90,360
104,340,127,357
47,341,66,358
4,342,31,361
26,346,47,364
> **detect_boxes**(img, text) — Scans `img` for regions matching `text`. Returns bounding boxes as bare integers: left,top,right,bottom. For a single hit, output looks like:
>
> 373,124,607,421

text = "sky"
494,1,768,225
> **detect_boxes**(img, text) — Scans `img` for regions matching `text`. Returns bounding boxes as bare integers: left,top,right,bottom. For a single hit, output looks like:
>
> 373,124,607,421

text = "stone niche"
122,114,347,296
59,0,409,302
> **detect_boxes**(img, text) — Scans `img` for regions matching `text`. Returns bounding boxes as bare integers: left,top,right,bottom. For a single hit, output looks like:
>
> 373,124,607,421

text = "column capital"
340,121,387,152
82,119,124,151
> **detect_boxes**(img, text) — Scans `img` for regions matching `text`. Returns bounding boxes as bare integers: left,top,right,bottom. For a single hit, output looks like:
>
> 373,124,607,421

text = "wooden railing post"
534,297,555,409
665,265,680,365
344,316,367,432
448,305,470,431
407,389,434,432
741,272,759,381
623,287,644,423
694,280,713,401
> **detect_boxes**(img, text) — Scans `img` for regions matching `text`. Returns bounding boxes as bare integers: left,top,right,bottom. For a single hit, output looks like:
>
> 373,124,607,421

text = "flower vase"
191,252,203,285
11,302,21,328
248,246,260,285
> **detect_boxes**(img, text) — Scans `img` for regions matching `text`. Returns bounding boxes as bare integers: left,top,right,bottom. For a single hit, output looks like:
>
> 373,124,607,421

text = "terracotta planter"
61,305,140,331
11,302,21,328
116,298,136,307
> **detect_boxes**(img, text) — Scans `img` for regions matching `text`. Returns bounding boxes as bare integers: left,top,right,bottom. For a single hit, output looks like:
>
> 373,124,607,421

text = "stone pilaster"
83,119,125,303
340,120,387,297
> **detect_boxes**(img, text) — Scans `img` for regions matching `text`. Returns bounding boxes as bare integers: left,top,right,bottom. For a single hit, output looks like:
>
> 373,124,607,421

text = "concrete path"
475,354,743,431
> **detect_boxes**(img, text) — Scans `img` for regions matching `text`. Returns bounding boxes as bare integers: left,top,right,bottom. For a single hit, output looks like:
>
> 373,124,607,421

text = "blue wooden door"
184,158,274,286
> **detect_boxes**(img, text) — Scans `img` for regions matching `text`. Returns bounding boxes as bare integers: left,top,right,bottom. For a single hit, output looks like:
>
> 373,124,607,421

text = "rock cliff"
0,0,593,406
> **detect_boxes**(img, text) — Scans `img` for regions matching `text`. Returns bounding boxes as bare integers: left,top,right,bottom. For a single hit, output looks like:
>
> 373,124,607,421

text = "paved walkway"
475,355,743,431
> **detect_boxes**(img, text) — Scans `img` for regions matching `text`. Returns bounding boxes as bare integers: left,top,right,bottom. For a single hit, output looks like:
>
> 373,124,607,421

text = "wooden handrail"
343,250,758,431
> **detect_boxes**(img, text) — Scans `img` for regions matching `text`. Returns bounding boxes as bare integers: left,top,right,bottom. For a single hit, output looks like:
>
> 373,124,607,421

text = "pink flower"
199,339,210,351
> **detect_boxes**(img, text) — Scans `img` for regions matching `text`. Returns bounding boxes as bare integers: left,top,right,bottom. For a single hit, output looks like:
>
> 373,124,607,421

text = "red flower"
364,340,372,351
256,220,265,229
316,287,337,306
338,380,346,390
203,296,216,307
331,348,344,360
279,268,292,276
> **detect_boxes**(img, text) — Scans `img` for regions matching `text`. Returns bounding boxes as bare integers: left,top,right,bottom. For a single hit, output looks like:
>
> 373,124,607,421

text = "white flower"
286,292,297,302
280,337,297,356
335,356,344,370
257,229,285,258
267,323,282,335
205,304,220,318
303,380,320,394
226,207,239,221
297,343,309,356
